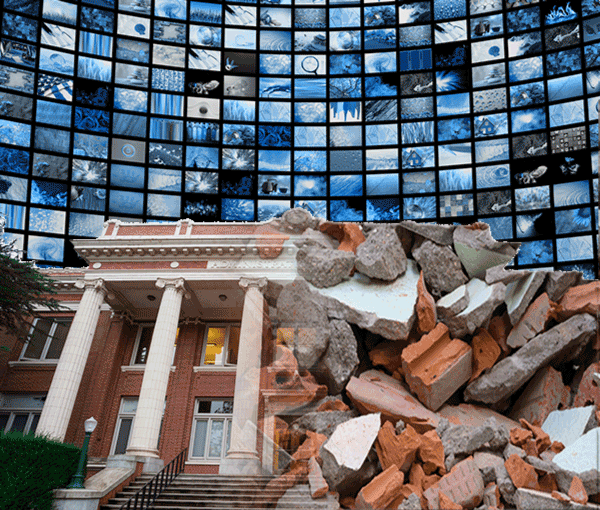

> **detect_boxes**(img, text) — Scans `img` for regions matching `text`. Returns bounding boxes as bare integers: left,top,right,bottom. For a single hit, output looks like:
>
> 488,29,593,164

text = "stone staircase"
100,473,338,510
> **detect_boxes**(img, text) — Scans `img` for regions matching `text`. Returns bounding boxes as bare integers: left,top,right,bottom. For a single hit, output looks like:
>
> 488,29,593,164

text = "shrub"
0,431,82,510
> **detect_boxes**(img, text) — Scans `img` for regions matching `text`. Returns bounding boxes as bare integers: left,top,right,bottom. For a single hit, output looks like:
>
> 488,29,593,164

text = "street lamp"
67,417,98,489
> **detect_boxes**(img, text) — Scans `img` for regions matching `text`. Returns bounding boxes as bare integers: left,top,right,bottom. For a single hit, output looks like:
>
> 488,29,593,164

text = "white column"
126,278,188,458
220,277,267,476
36,279,107,442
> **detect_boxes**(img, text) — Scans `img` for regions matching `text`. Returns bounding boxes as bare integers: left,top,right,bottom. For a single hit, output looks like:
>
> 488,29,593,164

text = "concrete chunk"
544,270,583,302
507,293,558,349
308,260,420,341
441,279,506,338
453,223,519,279
355,225,407,281
552,428,600,475
323,413,381,472
509,366,571,426
400,220,456,246
464,314,597,404
505,271,546,325
402,323,472,411
485,265,529,285
516,488,600,510
316,319,359,395
296,245,355,288
542,407,596,449
346,370,439,433
412,240,468,297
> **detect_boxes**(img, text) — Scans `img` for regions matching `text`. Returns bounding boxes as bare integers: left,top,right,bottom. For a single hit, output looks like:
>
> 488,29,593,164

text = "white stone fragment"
542,406,596,448
552,428,600,474
308,260,420,341
323,413,381,471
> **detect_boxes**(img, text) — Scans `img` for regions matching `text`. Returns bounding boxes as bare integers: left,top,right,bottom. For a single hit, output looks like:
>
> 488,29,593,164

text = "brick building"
0,214,313,488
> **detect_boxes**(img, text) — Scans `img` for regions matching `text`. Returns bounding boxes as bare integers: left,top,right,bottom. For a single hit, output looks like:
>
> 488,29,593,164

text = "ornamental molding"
207,259,295,269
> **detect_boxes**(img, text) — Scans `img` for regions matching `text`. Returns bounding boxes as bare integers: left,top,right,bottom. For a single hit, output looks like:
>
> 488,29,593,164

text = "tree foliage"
0,242,63,344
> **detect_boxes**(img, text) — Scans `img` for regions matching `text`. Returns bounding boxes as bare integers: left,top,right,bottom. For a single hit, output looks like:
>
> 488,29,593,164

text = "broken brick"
483,483,502,509
418,429,446,475
506,293,557,349
308,456,329,499
423,473,441,491
550,441,565,454
316,399,350,412
375,421,421,473
519,419,551,454
551,491,571,503
439,491,463,510
409,462,426,492
510,427,533,447
538,473,558,494
424,457,484,510
469,328,501,383
568,476,588,505
355,464,404,510
509,366,570,426
557,281,600,320
402,323,472,411
416,270,437,334
522,439,538,458
573,361,600,408
504,454,539,490
319,222,365,254
368,340,405,374
487,311,512,354
292,430,328,463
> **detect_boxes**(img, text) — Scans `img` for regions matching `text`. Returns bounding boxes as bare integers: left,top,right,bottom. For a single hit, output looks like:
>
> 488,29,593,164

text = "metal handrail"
119,447,188,510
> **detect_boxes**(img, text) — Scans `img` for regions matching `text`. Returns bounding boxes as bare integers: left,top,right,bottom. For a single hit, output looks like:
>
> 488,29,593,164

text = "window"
0,394,46,434
201,324,240,366
190,399,233,461
20,318,71,362
111,397,165,455
131,325,178,365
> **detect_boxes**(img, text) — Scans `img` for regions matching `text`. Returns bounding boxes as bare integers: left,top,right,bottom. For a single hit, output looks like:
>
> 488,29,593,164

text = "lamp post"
67,417,97,489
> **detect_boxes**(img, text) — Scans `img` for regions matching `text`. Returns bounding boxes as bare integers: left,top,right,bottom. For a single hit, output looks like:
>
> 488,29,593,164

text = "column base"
125,446,160,459
219,452,263,476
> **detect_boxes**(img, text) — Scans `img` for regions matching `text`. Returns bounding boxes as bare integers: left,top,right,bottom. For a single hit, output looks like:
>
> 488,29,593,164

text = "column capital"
74,278,107,295
239,277,268,294
156,277,190,298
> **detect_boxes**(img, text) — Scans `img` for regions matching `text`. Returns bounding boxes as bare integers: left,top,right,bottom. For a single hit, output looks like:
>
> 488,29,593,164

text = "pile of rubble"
263,209,600,510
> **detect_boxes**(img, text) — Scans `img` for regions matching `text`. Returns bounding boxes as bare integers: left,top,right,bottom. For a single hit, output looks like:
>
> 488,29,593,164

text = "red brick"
569,476,588,505
375,421,421,473
355,465,405,510
573,361,600,408
402,323,472,411
504,455,539,490
469,328,501,383
487,312,512,354
416,271,437,334
319,222,365,253
424,457,484,510
557,281,600,320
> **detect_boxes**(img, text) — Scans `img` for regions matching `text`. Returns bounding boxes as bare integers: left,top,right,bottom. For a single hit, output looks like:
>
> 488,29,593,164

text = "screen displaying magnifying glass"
301,55,320,75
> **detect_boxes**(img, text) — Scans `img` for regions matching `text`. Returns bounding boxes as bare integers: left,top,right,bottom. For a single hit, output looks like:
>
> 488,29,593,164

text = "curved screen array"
0,0,598,273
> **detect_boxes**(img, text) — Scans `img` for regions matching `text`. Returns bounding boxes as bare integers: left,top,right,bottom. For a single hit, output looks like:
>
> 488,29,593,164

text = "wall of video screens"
0,0,598,274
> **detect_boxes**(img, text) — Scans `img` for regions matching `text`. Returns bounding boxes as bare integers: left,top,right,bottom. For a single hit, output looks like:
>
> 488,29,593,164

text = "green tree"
0,241,63,350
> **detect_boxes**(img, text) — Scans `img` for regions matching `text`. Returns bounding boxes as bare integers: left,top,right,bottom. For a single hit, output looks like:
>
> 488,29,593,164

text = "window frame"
110,397,165,455
200,323,241,367
0,393,46,435
129,324,178,366
188,398,233,462
19,317,72,363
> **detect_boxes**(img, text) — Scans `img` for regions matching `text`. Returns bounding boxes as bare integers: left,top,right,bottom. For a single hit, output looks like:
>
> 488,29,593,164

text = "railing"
119,448,187,510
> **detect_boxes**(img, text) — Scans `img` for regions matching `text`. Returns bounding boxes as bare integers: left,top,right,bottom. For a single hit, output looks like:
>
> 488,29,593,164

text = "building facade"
0,216,313,478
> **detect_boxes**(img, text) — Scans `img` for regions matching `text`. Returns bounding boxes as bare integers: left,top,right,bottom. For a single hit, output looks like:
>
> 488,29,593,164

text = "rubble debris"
309,260,420,341
469,328,502,383
316,398,350,413
416,271,437,334
308,457,329,499
280,207,319,233
541,406,596,448
355,225,407,281
519,418,552,454
294,227,340,251
506,293,557,349
485,264,529,285
346,370,439,433
487,311,512,354
483,482,502,509
438,403,520,431
553,428,600,474
319,222,365,253
424,457,485,509
354,464,404,510
396,493,421,510
573,362,600,408
316,319,359,395
401,323,473,411
544,270,583,302
557,281,600,320
473,452,505,485
453,223,519,280
464,314,597,404
439,418,509,460
418,429,446,475
505,454,539,490
375,421,421,473
290,410,359,439
504,271,546,325
441,279,506,338
368,340,404,374
494,463,517,506
399,220,456,246
412,240,469,296
508,366,570,425
569,476,589,505
296,245,355,288
436,283,470,321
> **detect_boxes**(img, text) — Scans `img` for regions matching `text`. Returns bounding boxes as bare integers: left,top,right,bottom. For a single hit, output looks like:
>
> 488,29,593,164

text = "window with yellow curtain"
201,324,241,366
